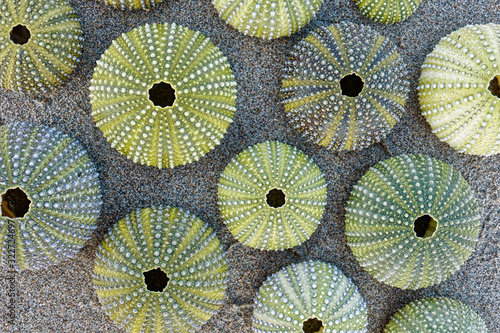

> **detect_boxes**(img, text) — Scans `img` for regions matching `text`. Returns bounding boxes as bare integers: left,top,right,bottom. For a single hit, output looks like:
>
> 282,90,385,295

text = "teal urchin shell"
355,0,421,24
418,23,500,156
93,206,228,333
218,141,327,251
281,22,409,151
212,0,323,40
100,0,163,10
385,297,488,332
0,122,101,270
345,154,481,289
90,22,237,168
0,0,83,92
253,260,368,333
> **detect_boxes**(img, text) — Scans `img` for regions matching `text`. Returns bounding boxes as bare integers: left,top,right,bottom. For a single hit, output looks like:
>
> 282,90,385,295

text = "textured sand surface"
0,0,499,332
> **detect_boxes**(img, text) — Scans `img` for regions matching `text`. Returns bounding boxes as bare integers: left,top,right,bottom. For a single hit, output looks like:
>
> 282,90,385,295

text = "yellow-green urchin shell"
282,22,409,151
345,154,481,290
93,205,228,333
253,260,368,333
418,23,500,156
90,22,237,168
212,0,323,40
385,297,488,332
218,141,327,251
0,0,83,92
99,0,163,10
0,122,102,270
355,0,421,24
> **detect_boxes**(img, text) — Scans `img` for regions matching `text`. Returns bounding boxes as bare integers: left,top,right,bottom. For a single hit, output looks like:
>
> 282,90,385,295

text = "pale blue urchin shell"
0,122,102,270
253,260,368,332
93,206,228,333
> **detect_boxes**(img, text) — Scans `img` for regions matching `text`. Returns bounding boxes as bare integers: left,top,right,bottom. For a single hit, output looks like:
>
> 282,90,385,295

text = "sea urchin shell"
355,0,422,24
100,0,163,10
282,22,409,151
345,154,481,289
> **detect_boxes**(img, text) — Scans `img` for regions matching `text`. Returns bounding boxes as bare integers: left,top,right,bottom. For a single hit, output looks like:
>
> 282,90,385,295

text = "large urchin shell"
345,154,481,289
418,23,500,156
0,122,101,270
100,0,163,10
93,206,228,333
253,260,368,333
282,22,409,151
385,297,488,332
218,141,327,251
0,0,83,93
212,0,323,40
355,0,421,24
90,22,237,168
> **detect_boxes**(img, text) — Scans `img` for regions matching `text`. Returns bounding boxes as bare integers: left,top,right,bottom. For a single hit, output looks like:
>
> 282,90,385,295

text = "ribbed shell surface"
355,0,421,24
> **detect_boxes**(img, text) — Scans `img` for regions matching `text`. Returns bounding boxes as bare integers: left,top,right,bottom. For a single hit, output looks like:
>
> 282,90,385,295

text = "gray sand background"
0,0,499,332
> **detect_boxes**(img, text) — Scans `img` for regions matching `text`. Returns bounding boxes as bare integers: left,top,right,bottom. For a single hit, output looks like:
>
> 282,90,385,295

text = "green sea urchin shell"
218,141,327,251
0,122,101,270
282,22,409,151
419,23,500,156
0,0,83,92
90,22,237,168
355,0,421,24
100,0,162,10
93,206,228,333
253,260,368,333
212,0,323,40
385,297,488,332
345,154,480,289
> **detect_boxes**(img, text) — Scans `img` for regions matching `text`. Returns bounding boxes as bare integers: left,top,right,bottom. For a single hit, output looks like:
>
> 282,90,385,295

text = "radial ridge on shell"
90,22,237,168
345,154,481,289
100,0,163,10
355,0,422,24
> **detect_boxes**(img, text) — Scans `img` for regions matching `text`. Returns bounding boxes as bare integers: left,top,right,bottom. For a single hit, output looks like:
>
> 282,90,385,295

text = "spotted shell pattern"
218,141,327,251
253,260,368,332
282,22,409,151
345,154,481,289
93,206,228,333
212,0,323,40
355,0,421,24
0,0,83,92
419,23,500,156
100,0,162,10
0,122,102,270
90,23,237,168
385,297,488,332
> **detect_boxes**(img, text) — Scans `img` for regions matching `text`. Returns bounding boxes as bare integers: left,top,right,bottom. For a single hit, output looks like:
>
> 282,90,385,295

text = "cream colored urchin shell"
93,206,228,333
90,22,237,168
385,297,488,332
282,22,409,151
419,23,500,156
212,0,323,40
0,0,83,92
100,0,162,10
253,260,368,333
0,122,102,270
218,141,327,251
355,0,422,24
345,154,481,289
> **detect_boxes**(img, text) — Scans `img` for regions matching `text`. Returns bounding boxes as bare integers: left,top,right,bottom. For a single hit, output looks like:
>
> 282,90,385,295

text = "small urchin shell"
281,22,409,151
253,260,368,333
100,0,162,10
0,122,101,270
93,206,228,333
212,0,323,40
0,0,83,92
218,141,327,251
345,154,481,289
418,23,500,156
385,297,488,332
355,0,421,24
90,22,237,168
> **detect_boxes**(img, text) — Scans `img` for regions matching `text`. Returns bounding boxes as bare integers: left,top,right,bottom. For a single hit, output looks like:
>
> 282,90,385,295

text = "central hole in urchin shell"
143,267,170,292
340,73,364,97
10,25,31,45
303,317,324,333
149,81,176,107
266,188,286,208
488,75,500,98
1,187,31,218
413,214,438,238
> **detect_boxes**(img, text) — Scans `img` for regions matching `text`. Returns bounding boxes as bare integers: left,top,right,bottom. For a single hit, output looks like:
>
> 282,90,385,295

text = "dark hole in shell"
340,73,364,97
149,82,176,107
266,188,286,208
10,25,31,45
143,267,170,292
